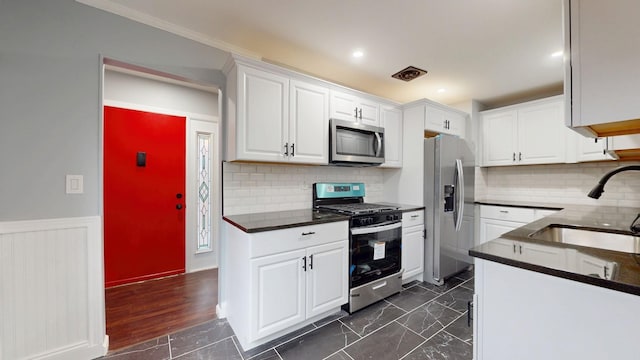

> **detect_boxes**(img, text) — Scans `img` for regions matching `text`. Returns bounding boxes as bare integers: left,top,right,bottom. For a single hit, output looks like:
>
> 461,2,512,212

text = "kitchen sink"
528,225,640,254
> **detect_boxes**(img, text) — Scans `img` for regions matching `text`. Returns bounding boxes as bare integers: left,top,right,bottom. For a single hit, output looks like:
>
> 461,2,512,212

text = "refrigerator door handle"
454,159,464,232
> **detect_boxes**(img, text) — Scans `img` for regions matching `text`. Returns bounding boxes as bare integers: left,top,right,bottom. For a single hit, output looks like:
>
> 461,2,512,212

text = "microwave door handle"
374,132,382,157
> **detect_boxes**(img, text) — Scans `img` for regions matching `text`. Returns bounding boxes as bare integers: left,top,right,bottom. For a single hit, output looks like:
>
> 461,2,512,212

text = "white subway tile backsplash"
482,162,640,208
223,162,386,215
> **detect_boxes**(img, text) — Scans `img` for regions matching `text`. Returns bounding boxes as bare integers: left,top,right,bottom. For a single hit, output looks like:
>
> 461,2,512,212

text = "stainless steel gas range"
313,182,403,313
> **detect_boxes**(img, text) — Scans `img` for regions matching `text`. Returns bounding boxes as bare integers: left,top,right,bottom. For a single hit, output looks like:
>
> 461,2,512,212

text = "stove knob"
386,215,393,221
394,214,400,220
368,218,374,225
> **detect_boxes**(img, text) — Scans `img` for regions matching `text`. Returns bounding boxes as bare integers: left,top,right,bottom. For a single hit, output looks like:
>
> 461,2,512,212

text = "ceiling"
80,0,565,108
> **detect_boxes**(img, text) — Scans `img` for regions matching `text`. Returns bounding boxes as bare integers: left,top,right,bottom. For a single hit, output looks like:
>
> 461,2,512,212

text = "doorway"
102,63,221,350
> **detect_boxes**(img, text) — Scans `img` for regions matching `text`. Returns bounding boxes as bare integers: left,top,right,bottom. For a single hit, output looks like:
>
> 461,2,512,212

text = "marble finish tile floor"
100,269,474,360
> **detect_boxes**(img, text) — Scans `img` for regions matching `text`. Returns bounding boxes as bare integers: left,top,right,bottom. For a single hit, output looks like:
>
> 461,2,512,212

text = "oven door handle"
351,221,401,235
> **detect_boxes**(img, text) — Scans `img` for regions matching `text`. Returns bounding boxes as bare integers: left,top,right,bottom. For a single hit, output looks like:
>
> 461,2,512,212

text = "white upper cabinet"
575,136,611,162
226,57,329,164
330,90,380,127
564,0,640,136
236,64,290,162
380,106,403,168
289,80,329,164
517,99,566,164
481,96,568,166
482,110,518,166
425,106,466,137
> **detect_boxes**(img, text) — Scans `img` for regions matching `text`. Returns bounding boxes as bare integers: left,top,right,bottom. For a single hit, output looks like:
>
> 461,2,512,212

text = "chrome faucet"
587,165,640,199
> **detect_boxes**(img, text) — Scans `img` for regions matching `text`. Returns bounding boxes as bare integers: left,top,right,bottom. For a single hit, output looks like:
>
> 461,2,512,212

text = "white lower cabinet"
402,210,424,282
225,220,349,351
251,249,306,340
474,259,640,360
479,205,559,245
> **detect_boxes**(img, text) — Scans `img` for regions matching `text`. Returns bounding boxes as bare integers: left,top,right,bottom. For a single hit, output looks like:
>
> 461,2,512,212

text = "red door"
104,106,186,288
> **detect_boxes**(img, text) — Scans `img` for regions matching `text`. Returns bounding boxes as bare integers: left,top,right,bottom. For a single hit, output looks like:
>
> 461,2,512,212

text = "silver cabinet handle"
358,108,362,120
354,107,358,119
284,143,289,156
513,152,516,162
291,143,295,157
519,152,522,161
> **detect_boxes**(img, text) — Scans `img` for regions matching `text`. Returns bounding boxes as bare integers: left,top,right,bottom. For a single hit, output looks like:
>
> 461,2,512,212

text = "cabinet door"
402,226,424,280
482,110,517,166
306,241,348,318
519,242,566,269
289,80,329,164
568,0,640,128
517,100,566,164
425,106,447,133
576,136,610,162
380,106,403,168
479,218,523,244
330,90,358,122
237,65,289,162
444,111,466,138
358,98,380,127
251,249,306,340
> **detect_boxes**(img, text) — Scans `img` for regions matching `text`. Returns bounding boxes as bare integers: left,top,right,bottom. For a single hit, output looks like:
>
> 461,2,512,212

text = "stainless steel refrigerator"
423,134,475,285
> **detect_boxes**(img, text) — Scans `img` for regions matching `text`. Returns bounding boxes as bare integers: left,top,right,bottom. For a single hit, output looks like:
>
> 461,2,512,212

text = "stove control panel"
352,212,401,227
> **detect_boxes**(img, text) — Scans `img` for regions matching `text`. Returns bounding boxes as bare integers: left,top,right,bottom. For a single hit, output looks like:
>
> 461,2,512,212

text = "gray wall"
0,0,228,221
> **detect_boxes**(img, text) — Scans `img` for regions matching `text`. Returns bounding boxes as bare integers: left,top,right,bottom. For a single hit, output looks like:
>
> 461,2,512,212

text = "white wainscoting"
0,216,107,360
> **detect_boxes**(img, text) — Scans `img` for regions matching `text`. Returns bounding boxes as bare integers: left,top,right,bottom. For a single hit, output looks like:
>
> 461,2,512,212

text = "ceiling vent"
391,66,428,82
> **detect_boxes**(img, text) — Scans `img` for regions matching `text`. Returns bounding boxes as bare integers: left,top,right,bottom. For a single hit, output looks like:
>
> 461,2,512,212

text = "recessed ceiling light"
437,88,446,93
551,51,563,57
352,50,364,58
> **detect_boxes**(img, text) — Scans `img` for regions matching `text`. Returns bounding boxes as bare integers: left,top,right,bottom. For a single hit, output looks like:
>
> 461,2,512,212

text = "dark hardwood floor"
105,268,218,351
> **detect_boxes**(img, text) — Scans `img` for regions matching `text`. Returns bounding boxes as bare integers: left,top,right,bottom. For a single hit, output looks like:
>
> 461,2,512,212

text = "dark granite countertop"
475,199,565,211
223,209,349,233
470,205,640,296
376,202,425,212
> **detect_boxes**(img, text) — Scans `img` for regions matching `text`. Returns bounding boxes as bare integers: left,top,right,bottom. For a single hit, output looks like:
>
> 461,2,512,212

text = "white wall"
479,161,640,207
223,163,385,215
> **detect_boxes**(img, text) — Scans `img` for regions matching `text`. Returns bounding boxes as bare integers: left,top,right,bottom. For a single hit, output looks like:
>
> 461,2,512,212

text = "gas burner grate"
318,203,398,215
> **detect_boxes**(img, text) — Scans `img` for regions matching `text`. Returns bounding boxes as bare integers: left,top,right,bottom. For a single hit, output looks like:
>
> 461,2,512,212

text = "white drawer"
250,221,348,258
480,205,535,223
402,210,424,227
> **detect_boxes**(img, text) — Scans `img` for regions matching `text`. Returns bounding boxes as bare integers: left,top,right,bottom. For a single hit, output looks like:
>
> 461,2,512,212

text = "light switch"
66,175,83,194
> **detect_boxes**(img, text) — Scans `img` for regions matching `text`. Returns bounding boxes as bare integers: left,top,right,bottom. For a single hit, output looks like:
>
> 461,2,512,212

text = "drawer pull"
411,214,420,218
301,231,316,236
499,210,509,214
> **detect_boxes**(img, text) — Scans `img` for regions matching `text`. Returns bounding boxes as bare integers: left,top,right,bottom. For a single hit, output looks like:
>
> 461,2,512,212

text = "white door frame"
102,99,221,272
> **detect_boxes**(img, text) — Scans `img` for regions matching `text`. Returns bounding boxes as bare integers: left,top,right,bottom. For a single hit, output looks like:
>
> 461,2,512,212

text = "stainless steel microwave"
330,119,385,166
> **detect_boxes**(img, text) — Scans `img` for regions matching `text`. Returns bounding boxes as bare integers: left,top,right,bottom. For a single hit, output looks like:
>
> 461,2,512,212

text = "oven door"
349,221,402,288
330,119,384,165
